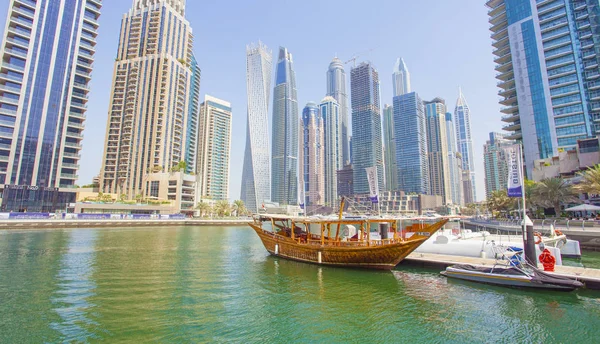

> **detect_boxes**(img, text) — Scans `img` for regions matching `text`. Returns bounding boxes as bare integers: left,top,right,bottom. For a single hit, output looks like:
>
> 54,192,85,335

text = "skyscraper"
484,132,514,199
382,104,398,192
392,58,411,97
320,96,341,205
99,0,196,199
454,89,476,202
327,57,350,165
425,98,451,204
445,113,464,206
185,55,201,174
271,47,298,205
299,102,324,211
394,92,429,195
487,0,600,175
241,42,272,213
0,0,101,188
197,95,232,201
350,62,384,195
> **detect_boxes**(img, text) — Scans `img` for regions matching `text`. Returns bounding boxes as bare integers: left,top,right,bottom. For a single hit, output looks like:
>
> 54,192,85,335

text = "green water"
1,226,599,343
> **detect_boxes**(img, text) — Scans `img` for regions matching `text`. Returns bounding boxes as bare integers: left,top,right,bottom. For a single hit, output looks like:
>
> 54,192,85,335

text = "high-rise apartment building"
382,104,398,192
241,42,272,213
327,57,350,165
185,55,201,174
393,92,429,195
320,96,341,205
0,0,101,188
299,102,324,210
484,132,515,199
197,95,232,201
271,47,298,205
99,0,196,203
445,113,464,206
350,62,384,195
425,98,451,204
392,58,411,97
487,0,600,176
454,89,476,202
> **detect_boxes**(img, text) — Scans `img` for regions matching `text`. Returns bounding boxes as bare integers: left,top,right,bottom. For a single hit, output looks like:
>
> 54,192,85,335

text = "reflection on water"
0,226,599,343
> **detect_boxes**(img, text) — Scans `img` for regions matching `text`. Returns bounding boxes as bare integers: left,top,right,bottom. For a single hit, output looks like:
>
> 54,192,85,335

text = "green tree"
575,164,600,195
102,194,114,203
534,178,580,216
213,200,231,217
486,190,515,217
135,193,143,203
232,200,247,217
119,193,127,202
196,202,211,217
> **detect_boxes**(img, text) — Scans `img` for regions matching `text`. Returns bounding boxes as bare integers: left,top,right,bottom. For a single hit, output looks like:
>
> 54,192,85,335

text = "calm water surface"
1,226,599,343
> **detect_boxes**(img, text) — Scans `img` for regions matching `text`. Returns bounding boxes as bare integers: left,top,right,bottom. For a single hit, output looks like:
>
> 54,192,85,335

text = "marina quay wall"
0,218,250,230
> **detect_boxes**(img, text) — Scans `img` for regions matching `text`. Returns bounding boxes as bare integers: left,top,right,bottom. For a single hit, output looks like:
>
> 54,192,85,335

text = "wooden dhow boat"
249,204,448,270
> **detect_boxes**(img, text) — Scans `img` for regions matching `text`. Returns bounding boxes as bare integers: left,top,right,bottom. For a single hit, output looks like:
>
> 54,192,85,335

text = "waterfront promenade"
0,218,250,230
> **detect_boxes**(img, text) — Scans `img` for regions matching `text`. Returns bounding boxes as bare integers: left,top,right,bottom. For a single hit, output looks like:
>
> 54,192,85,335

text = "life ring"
534,232,543,245
555,230,563,236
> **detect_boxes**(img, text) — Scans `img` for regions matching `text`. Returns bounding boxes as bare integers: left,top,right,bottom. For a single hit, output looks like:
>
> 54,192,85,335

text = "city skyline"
0,1,502,201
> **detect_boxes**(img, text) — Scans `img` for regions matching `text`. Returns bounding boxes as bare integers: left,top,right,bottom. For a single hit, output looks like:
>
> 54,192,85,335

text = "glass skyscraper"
425,98,451,204
487,0,600,176
197,95,232,201
241,42,272,213
454,89,477,202
392,58,411,97
484,132,515,199
393,92,429,195
271,47,298,206
320,96,341,205
99,0,197,203
0,0,101,188
382,104,398,192
327,57,350,165
350,62,384,195
445,113,464,206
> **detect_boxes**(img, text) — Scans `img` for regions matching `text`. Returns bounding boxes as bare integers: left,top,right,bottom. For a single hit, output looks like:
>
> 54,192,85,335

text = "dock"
0,218,250,230
402,252,600,290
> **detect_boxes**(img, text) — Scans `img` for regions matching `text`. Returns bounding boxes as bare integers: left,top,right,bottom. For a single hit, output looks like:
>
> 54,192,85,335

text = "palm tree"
533,178,580,216
196,202,211,217
486,190,515,217
575,164,600,195
232,200,247,217
213,200,231,217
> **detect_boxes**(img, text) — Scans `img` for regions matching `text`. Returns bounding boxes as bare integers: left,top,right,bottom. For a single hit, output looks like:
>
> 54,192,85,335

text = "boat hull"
250,221,446,270
441,268,580,291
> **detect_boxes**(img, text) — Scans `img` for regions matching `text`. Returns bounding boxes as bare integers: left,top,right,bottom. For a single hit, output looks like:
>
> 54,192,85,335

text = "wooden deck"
403,252,600,290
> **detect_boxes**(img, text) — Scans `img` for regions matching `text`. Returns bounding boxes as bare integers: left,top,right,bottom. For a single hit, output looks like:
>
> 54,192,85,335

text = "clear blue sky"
0,0,502,202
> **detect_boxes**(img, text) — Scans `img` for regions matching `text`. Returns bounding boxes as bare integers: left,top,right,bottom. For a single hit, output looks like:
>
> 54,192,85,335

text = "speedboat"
441,264,584,291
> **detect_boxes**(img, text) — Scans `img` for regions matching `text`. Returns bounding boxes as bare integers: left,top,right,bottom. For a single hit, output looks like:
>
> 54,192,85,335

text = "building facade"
483,132,514,199
445,113,464,206
185,55,201,174
299,102,324,210
425,98,451,204
271,47,298,205
350,62,384,195
382,104,398,192
241,42,272,212
197,95,232,201
454,89,477,202
487,0,600,176
0,0,101,188
99,0,196,201
327,57,350,165
393,92,429,195
337,164,353,197
320,96,341,205
392,58,411,97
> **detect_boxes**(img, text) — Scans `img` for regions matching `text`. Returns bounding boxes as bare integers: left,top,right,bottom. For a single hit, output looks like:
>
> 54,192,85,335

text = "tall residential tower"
425,98,451,204
487,0,600,175
484,132,514,199
350,62,384,195
99,0,197,200
327,57,350,165
299,102,324,211
0,0,101,188
197,95,232,201
392,58,411,97
320,96,342,205
241,42,272,212
454,89,476,202
382,104,398,192
271,47,298,205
